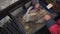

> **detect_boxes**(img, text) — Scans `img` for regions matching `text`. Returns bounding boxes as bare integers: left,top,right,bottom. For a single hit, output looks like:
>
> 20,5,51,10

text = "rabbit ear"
23,6,33,19
26,6,33,14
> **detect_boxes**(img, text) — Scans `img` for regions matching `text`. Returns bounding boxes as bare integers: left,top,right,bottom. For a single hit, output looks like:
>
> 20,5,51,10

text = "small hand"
35,3,40,11
44,15,51,21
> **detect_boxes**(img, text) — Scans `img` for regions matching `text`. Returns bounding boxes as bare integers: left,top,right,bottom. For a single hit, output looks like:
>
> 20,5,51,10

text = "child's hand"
44,15,51,21
35,3,40,11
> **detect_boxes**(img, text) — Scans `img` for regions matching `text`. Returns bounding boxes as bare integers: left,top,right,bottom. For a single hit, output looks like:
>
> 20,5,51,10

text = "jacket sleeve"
46,19,55,27
31,0,39,5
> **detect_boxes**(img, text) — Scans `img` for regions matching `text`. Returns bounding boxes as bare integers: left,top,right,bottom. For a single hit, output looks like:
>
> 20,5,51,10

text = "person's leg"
46,19,55,27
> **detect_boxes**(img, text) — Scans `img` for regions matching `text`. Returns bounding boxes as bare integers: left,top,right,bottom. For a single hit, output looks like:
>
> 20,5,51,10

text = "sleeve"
31,0,39,5
46,19,55,27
